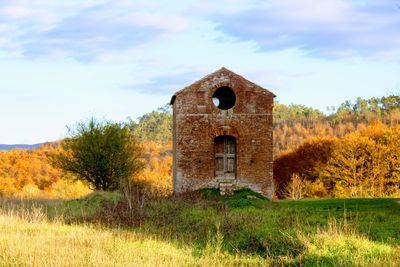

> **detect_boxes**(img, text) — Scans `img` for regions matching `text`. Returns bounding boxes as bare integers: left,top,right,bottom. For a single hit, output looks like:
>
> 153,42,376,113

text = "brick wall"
171,68,274,198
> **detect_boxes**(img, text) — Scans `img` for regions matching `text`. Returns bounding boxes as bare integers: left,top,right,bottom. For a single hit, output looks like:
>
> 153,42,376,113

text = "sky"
1,0,400,144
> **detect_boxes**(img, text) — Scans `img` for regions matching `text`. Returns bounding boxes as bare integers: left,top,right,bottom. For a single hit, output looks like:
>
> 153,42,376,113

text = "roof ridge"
170,68,275,104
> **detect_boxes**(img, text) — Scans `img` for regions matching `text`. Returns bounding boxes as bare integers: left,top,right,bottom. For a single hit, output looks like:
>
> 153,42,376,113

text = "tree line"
0,95,399,199
274,123,400,198
0,144,90,198
0,118,172,199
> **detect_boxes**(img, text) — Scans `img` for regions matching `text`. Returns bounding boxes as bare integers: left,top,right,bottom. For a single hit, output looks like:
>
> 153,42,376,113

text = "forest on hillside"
0,95,399,199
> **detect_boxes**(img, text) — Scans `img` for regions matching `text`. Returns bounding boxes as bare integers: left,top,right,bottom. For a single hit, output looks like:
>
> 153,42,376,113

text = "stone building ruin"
170,68,275,198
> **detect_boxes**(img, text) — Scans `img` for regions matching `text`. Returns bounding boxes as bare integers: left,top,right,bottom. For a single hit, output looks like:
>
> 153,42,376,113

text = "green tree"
273,102,324,123
129,105,172,144
52,118,144,191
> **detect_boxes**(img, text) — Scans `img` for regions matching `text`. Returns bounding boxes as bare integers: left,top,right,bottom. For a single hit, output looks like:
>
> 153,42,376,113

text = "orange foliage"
0,140,173,199
0,144,90,199
137,141,172,196
274,137,336,197
273,120,365,156
274,123,400,198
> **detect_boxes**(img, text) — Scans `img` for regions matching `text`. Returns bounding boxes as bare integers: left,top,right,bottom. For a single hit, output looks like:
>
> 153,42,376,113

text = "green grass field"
0,190,399,266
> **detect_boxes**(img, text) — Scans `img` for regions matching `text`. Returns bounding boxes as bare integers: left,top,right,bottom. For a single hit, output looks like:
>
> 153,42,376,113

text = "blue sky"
1,0,400,144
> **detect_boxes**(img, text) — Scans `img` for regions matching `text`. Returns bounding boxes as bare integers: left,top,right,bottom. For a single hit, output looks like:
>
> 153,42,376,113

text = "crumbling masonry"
170,68,275,198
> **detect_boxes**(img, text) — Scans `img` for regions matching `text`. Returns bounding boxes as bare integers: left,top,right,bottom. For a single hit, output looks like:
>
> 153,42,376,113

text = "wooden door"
215,136,236,179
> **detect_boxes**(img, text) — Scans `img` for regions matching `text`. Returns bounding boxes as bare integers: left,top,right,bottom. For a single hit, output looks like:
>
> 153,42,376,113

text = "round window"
212,87,236,110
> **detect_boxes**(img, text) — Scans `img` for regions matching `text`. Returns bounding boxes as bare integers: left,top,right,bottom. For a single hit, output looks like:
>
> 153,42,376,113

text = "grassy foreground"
0,214,260,266
0,190,399,266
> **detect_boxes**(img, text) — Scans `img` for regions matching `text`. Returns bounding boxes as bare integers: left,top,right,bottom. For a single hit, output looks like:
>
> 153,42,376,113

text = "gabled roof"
170,67,275,105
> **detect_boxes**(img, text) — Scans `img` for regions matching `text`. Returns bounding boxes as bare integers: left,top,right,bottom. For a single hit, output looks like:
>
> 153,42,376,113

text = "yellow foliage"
275,123,400,198
136,141,173,196
0,144,91,199
0,140,173,199
304,179,329,198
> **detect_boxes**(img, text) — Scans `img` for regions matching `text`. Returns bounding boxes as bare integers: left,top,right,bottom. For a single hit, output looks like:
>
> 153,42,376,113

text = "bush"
52,118,144,191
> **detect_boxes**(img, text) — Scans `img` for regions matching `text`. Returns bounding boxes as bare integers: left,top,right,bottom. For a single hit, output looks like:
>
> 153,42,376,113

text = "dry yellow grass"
0,204,264,267
1,195,399,267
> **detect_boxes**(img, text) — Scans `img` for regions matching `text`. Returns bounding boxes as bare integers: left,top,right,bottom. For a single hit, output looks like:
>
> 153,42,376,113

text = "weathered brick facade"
170,68,275,199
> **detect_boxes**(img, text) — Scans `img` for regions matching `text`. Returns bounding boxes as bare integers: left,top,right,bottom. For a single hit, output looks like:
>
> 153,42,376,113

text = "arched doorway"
214,135,236,179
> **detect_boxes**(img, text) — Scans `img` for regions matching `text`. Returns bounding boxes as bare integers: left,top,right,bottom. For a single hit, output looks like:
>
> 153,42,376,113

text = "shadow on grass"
1,190,399,264
49,189,307,259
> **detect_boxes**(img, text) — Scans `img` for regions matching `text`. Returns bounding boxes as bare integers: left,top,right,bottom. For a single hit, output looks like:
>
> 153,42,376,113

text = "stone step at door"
219,180,236,196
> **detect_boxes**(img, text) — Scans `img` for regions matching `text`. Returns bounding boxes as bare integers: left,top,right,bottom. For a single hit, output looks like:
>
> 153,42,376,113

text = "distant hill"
0,143,44,151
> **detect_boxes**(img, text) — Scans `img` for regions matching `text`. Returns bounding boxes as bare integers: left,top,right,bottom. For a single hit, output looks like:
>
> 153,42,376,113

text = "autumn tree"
318,123,400,197
322,134,373,197
273,137,336,197
52,118,144,191
283,173,305,199
359,123,400,196
0,144,90,198
137,141,172,196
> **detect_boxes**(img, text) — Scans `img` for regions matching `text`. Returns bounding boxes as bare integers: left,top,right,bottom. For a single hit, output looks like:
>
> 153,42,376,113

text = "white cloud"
0,0,190,61
1,0,399,61
200,0,400,59
1,6,32,18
